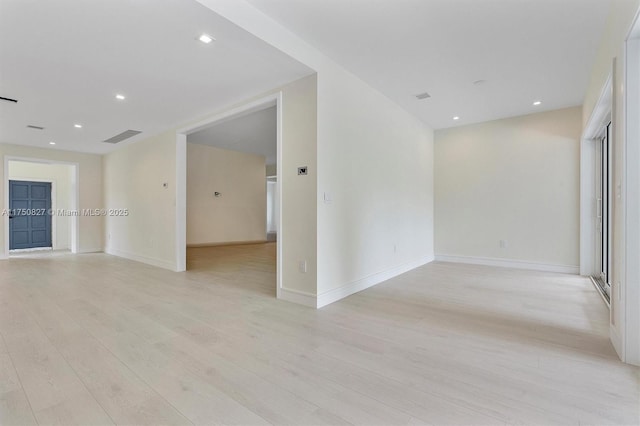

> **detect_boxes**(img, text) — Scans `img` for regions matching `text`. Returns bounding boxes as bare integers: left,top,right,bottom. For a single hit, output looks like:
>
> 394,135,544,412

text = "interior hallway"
0,246,637,425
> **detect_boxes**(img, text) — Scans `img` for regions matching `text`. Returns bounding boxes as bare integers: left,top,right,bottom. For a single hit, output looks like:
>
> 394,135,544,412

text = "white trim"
317,256,433,308
105,248,175,270
610,322,624,361
75,247,103,254
176,93,285,298
623,29,640,366
175,134,187,272
580,75,612,277
2,156,7,259
275,92,283,301
435,254,579,275
278,288,316,308
583,75,613,139
3,156,79,257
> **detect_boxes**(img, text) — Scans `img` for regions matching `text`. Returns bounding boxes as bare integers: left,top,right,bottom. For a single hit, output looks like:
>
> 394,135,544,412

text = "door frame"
622,13,640,365
593,120,612,299
580,75,611,278
3,156,80,256
175,93,284,298
8,178,57,251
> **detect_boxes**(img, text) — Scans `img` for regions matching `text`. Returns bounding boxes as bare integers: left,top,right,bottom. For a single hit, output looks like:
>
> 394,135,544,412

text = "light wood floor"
0,243,638,425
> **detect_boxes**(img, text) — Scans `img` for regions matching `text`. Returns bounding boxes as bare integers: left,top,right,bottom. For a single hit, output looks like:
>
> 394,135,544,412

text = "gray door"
9,180,52,250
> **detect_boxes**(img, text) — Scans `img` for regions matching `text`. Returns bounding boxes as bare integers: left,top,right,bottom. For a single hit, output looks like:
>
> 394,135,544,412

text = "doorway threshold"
590,275,611,307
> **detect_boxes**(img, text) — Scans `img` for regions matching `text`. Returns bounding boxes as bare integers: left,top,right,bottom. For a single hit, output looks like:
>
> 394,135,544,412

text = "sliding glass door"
595,121,612,300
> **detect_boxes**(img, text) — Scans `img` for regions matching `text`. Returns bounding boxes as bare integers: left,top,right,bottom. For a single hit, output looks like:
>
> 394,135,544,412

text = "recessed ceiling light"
49,141,56,145
115,94,126,100
533,101,542,106
198,33,214,44
74,124,82,128
453,116,460,120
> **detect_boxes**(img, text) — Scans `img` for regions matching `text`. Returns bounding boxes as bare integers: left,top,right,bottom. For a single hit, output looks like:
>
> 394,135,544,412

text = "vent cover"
0,96,18,103
103,130,142,144
26,125,45,130
415,92,431,100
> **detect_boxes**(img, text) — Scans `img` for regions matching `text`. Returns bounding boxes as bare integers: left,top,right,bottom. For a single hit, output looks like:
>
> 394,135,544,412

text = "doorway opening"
594,121,612,302
176,94,282,298
4,158,79,256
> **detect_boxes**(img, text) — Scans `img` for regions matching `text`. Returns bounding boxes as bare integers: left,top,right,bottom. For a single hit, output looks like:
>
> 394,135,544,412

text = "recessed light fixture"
533,101,542,106
74,124,82,128
49,141,56,145
115,94,126,100
453,116,460,120
198,33,214,44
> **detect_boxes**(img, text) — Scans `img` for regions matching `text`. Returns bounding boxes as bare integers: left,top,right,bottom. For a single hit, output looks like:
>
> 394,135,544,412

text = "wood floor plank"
14,289,193,426
0,244,637,425
0,352,38,426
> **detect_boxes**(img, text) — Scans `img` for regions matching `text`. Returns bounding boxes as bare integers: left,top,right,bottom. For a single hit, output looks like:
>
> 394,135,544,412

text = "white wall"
187,144,266,245
193,0,434,307
274,75,317,298
316,67,434,305
0,143,103,259
8,161,73,250
104,74,318,300
582,0,640,365
434,107,582,272
103,130,177,270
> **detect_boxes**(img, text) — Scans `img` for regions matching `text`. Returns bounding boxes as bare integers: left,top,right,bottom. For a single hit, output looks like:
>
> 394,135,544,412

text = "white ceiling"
0,0,313,154
245,0,611,129
0,0,613,155
188,106,276,165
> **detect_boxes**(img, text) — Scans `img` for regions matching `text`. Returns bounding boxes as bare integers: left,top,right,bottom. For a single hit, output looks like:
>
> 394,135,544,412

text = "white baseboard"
76,247,103,254
105,248,176,271
278,287,317,308
435,254,579,274
609,323,625,363
317,256,434,308
187,240,267,248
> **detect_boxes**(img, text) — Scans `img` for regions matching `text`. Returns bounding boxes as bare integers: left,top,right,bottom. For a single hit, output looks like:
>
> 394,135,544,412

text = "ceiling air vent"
26,125,45,130
415,92,431,100
103,130,142,144
0,96,18,103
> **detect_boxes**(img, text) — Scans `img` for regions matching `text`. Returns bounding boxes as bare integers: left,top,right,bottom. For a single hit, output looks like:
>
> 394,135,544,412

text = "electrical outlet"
393,244,397,254
298,260,307,273
499,240,508,248
298,166,308,175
